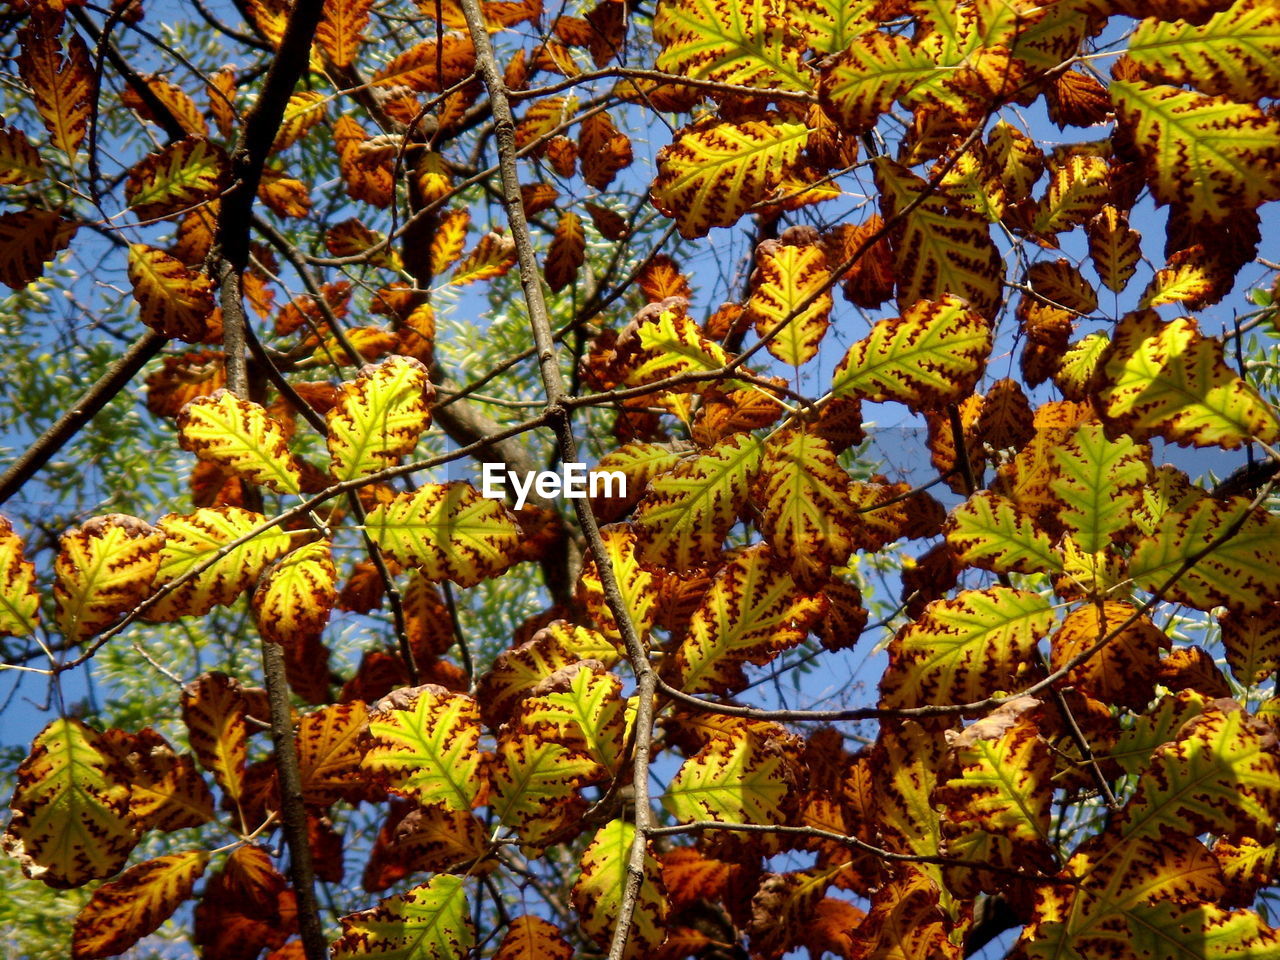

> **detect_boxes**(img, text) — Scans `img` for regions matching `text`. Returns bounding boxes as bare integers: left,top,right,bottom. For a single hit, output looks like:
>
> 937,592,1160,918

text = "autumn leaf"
879,587,1055,708
0,517,40,637
253,540,339,647
830,295,992,411
365,482,522,587
632,434,762,573
72,851,208,960
125,139,228,221
54,514,163,644
178,390,303,494
746,240,832,366
2,718,137,888
651,115,810,238
665,728,789,825
572,819,666,958
494,916,573,960
181,672,249,802
675,545,823,693
1093,310,1280,449
1111,80,1280,222
332,875,475,960
146,508,293,621
127,244,216,342
361,685,485,810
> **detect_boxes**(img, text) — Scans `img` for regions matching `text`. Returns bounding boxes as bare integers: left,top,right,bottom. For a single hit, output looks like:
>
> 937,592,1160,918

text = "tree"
1,0,1280,956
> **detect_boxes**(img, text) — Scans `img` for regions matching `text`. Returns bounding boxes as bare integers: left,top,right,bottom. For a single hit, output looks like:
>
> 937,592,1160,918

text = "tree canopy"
1,0,1280,957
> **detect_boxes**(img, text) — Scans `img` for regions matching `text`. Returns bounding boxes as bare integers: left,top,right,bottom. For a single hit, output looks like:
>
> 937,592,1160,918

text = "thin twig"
455,5,659,958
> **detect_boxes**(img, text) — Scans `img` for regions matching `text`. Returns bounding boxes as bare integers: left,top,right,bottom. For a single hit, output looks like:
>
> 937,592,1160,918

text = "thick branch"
210,0,329,953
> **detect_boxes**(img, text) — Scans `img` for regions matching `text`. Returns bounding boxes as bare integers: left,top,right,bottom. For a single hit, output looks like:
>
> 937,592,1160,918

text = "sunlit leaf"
178,390,302,495
2,718,136,888
72,851,207,960
332,875,474,960
365,482,522,587
361,685,485,810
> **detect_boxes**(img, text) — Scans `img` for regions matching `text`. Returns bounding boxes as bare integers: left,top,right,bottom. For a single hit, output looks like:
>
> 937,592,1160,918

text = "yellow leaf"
332,875,475,960
146,508,293,621
71,851,208,960
178,390,302,494
879,587,1055,708
361,685,485,810
757,428,856,585
0,119,45,185
633,434,763,573
1112,79,1280,222
326,355,434,482
675,545,823,693
572,820,666,959
54,515,163,644
0,516,40,637
181,672,249,802
665,728,789,824
253,540,339,646
946,490,1063,575
1094,310,1280,449
875,156,1003,318
653,0,810,92
1,718,137,888
746,241,831,365
127,244,216,343
831,295,992,411
578,523,659,641
16,17,94,157
1129,495,1280,614
651,115,810,239
365,482,521,587
491,728,601,846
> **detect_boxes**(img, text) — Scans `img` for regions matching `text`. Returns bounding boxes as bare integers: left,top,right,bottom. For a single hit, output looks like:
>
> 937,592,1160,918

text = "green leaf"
332,875,475,960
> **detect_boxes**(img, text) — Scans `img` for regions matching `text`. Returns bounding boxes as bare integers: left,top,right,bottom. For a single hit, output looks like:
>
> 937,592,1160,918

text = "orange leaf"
72,852,208,960
17,15,94,157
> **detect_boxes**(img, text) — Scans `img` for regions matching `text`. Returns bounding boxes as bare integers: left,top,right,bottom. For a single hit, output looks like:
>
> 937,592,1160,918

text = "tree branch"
455,5,659,958
0,331,167,507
